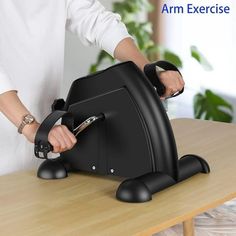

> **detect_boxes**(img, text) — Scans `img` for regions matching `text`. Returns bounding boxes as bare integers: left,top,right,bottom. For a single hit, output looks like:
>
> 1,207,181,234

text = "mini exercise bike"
34,61,210,203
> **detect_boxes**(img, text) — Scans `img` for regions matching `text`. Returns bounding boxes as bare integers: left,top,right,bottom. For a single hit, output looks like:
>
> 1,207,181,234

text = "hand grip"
34,112,104,159
144,60,184,98
34,111,74,159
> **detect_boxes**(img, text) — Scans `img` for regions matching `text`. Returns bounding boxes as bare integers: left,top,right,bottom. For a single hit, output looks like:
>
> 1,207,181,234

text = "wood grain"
0,119,236,236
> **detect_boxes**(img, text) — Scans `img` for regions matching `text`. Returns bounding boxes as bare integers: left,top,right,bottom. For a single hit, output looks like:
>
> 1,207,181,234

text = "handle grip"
34,111,74,159
34,111,104,159
74,114,105,137
144,60,184,98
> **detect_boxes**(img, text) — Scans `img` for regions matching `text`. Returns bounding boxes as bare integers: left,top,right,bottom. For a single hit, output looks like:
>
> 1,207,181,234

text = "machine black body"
35,61,210,203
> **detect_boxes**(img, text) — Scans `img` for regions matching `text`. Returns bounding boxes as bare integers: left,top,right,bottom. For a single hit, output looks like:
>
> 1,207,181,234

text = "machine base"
116,154,210,203
36,154,210,202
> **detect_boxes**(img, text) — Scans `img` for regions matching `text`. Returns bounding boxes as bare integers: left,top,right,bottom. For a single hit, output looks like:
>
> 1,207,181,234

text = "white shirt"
0,0,131,175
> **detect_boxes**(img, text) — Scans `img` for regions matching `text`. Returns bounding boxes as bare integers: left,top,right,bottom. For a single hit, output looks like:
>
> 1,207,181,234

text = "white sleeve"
66,0,133,57
0,66,16,95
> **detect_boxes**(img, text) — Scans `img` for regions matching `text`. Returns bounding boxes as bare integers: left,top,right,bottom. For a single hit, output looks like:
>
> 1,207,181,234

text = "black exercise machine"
34,61,210,203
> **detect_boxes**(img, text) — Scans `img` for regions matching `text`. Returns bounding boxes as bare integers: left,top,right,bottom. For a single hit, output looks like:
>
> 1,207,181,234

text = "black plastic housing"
35,61,210,202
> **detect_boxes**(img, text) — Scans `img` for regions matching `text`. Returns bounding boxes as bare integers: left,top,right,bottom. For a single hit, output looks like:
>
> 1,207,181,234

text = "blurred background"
63,0,236,123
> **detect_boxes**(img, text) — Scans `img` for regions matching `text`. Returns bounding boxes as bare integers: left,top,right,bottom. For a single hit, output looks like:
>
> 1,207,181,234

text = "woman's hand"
159,71,185,99
48,125,77,153
0,91,76,154
113,38,185,99
23,123,77,153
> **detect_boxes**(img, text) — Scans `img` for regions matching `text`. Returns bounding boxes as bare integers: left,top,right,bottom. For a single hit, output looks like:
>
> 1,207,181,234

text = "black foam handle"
34,111,74,159
144,60,184,97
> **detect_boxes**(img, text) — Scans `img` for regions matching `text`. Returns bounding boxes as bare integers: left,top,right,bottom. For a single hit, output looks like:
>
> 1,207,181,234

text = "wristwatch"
18,114,35,134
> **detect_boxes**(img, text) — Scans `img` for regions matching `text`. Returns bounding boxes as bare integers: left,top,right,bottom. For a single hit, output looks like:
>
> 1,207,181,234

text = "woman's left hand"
158,71,185,99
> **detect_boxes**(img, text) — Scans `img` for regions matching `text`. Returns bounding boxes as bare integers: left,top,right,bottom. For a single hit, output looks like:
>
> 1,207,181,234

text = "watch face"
24,114,35,124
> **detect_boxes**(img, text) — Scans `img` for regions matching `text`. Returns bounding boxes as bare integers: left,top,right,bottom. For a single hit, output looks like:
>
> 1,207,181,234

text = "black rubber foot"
116,172,176,203
116,179,152,203
194,155,210,173
37,159,68,179
178,154,210,182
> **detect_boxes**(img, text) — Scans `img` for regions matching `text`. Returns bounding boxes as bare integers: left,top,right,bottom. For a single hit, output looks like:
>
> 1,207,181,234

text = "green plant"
194,90,233,122
191,47,234,122
90,0,234,123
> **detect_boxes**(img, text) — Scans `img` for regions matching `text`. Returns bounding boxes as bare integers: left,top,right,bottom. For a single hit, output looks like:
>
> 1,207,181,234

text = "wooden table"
0,119,236,236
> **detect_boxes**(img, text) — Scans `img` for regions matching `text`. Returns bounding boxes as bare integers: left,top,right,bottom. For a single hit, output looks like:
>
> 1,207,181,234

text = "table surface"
0,118,236,236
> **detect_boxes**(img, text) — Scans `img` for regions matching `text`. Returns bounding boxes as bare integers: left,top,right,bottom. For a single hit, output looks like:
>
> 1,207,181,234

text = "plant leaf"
193,90,233,123
191,46,213,71
162,50,183,68
89,64,97,74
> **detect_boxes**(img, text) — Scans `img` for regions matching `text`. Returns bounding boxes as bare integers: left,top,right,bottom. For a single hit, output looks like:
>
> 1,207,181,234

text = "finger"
170,72,183,93
165,87,175,97
51,126,68,152
178,76,185,88
56,126,74,150
169,72,180,87
48,133,61,153
176,80,184,92
159,71,183,97
61,125,77,146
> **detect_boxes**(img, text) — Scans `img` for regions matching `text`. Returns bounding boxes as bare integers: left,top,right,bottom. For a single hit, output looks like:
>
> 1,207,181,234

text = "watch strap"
18,121,26,134
18,114,35,134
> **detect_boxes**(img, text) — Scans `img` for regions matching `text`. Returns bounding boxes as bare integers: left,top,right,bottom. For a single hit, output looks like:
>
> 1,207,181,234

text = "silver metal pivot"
73,114,104,137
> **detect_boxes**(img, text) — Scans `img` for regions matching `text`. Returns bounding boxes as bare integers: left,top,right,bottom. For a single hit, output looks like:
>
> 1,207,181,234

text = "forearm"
113,37,185,98
114,37,150,71
0,90,77,151
0,91,33,127
0,90,39,139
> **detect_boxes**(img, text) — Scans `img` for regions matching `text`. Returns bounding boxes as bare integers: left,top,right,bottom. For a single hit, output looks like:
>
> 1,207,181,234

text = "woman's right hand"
0,91,77,153
48,125,77,153
23,123,77,153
